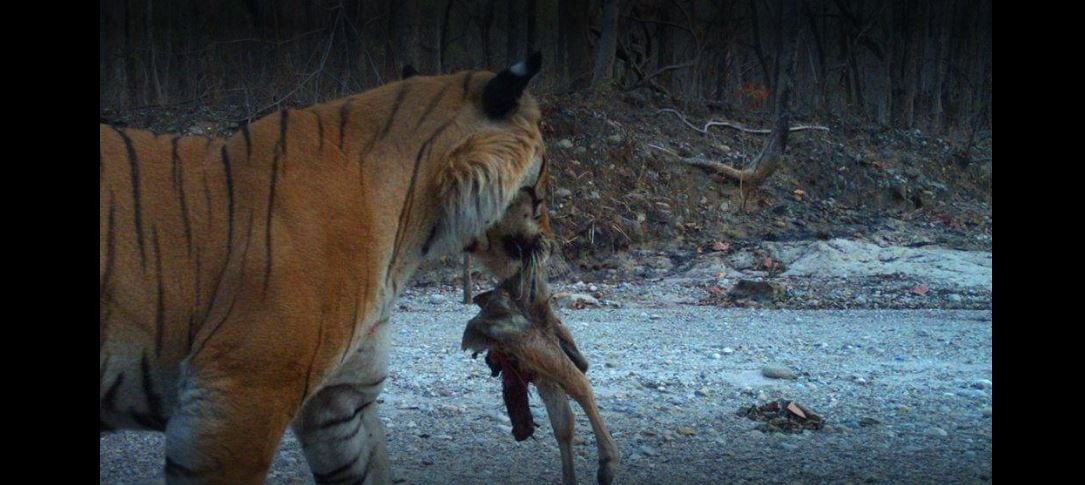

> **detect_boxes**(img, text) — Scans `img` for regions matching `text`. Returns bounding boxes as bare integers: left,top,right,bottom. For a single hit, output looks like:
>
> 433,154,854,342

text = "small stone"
695,387,711,397
779,442,799,451
711,353,721,360
556,139,574,149
677,426,696,436
639,445,656,456
747,430,765,439
982,407,992,417
762,365,798,380
722,347,735,354
607,134,622,143
859,417,881,427
926,427,949,437
429,293,445,304
970,379,993,390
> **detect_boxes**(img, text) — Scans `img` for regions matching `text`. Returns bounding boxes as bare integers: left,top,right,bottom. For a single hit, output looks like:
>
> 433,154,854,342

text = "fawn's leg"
562,374,620,485
537,379,577,485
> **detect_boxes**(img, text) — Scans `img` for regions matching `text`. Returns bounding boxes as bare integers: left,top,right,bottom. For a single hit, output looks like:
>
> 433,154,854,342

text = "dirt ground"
101,284,992,485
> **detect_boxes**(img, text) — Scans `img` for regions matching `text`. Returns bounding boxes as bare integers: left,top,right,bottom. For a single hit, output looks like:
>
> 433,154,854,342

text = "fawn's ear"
472,290,496,309
537,298,589,373
559,336,589,374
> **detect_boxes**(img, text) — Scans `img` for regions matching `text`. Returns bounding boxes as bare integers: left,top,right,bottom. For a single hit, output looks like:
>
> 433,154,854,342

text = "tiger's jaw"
465,184,553,301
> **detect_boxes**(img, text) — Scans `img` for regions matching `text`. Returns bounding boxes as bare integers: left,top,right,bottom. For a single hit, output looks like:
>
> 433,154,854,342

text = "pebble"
676,426,696,436
695,387,711,397
711,353,721,360
926,427,949,437
639,445,657,456
981,407,992,417
970,379,992,390
762,365,798,379
429,293,445,304
779,442,799,451
723,347,735,354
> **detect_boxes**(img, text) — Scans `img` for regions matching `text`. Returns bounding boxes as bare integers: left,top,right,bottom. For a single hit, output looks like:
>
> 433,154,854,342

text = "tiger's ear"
402,65,419,79
482,51,541,119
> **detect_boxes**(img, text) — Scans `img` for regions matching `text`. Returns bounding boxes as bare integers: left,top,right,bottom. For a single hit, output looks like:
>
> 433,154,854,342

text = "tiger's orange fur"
100,56,550,484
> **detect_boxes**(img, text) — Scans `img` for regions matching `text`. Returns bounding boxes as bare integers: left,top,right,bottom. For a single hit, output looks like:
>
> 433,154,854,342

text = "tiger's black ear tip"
402,65,419,79
522,51,542,77
482,52,543,118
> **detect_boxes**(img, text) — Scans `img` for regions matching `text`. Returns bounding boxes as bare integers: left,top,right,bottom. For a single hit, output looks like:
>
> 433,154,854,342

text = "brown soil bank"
534,90,990,275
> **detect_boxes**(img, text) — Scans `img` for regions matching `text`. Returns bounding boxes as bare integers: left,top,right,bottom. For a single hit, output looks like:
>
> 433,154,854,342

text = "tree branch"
657,108,828,134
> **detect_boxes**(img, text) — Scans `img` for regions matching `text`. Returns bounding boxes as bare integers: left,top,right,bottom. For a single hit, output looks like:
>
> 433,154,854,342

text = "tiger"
100,52,554,485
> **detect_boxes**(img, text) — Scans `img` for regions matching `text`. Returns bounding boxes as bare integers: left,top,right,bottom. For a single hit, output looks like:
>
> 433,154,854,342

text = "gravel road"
100,289,993,484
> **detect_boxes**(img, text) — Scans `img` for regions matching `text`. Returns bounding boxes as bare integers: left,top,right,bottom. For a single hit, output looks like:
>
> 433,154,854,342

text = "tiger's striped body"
100,55,549,484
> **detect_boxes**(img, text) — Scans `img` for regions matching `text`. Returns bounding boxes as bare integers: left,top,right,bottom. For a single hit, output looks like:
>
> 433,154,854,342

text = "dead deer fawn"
463,278,620,485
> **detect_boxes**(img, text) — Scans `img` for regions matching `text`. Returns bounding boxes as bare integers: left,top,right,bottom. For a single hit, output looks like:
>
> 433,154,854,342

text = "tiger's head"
405,53,554,299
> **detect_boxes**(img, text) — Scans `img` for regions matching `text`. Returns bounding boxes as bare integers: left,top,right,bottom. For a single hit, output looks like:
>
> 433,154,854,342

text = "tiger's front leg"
164,361,307,485
292,318,393,485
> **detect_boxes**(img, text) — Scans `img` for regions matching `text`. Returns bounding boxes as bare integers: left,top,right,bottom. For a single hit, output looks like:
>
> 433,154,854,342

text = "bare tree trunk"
462,254,472,304
481,0,496,68
526,0,537,51
386,0,419,79
656,1,677,91
902,0,921,128
559,0,591,89
440,0,454,73
146,0,166,105
506,0,522,65
591,0,619,87
931,0,951,132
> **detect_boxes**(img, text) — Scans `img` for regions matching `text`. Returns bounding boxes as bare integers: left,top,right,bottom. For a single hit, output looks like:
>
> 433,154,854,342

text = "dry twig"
657,108,829,135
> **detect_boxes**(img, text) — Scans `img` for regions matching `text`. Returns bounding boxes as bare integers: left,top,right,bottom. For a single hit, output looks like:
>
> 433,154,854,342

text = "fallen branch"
683,157,759,183
657,108,829,135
